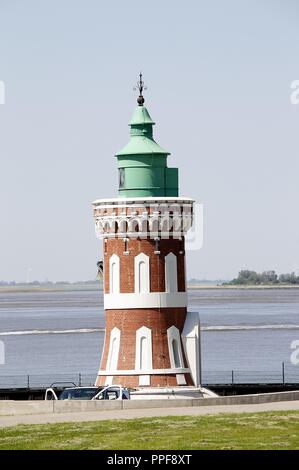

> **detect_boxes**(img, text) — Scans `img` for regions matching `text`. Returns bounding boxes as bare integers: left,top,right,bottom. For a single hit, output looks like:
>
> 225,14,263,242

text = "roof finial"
134,72,147,106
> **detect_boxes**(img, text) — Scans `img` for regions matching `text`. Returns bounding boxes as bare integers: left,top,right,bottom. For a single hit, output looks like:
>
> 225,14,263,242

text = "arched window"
134,253,150,293
165,252,178,292
107,327,120,371
167,326,183,369
140,336,147,370
139,219,149,234
105,327,121,385
109,254,120,293
149,218,159,234
172,339,181,368
107,338,117,370
119,219,128,234
128,219,139,232
135,326,152,386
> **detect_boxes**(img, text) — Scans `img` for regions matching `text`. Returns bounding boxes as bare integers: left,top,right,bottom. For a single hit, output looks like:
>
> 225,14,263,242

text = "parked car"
45,384,130,400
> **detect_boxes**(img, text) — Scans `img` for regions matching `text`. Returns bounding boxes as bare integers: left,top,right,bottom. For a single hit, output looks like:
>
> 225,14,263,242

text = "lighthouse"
93,75,201,395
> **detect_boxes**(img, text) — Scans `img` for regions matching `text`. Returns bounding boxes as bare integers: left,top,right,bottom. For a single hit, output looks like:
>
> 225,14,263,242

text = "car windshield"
59,388,99,400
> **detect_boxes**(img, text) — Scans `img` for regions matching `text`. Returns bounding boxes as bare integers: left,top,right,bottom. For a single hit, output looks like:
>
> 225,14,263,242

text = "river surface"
0,288,299,386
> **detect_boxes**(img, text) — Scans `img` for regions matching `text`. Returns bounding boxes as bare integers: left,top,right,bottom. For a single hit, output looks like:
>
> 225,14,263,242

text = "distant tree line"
225,270,299,285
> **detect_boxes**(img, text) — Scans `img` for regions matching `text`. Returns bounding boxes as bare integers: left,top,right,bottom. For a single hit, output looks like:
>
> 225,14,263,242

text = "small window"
140,336,147,370
119,169,125,189
165,252,178,292
134,253,150,293
106,327,121,376
107,338,117,370
109,254,120,293
135,326,152,387
172,339,181,368
167,325,184,369
135,326,152,370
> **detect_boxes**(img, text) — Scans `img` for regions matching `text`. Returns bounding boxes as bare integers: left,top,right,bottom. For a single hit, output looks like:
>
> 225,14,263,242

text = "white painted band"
97,368,190,376
97,232,188,239
104,292,187,309
93,197,194,206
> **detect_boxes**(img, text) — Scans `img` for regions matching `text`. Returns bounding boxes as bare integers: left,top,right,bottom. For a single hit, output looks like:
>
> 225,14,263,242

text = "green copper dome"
116,105,169,156
116,100,178,198
130,106,155,126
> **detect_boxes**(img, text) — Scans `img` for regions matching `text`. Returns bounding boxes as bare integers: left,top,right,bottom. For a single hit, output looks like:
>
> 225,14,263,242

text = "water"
0,288,299,385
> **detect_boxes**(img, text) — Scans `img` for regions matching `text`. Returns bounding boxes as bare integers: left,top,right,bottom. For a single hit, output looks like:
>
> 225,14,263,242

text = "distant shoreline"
0,283,102,293
188,284,299,289
1,283,299,293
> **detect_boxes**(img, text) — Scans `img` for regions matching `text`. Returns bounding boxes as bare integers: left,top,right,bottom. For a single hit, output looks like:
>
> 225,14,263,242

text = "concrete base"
1,390,299,417
130,386,217,400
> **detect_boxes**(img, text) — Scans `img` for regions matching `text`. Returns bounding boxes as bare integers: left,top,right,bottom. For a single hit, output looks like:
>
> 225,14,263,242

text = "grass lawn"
0,411,298,450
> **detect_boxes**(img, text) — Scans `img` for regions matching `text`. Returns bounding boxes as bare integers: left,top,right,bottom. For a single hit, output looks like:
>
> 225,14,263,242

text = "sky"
0,0,299,282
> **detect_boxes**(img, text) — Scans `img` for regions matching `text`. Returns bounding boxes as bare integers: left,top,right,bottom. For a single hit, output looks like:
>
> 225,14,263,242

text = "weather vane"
134,72,147,106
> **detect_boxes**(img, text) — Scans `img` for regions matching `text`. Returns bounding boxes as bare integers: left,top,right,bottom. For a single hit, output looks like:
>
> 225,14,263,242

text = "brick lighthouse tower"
93,75,201,394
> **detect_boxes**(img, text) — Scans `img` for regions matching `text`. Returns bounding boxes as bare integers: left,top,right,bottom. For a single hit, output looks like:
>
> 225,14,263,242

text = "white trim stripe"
97,368,190,376
104,292,187,309
93,197,194,205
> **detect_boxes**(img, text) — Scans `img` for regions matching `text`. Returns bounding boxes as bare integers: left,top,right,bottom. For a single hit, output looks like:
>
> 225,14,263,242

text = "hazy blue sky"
0,0,298,282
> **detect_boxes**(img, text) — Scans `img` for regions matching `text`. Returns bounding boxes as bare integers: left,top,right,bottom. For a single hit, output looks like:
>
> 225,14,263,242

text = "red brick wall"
96,307,194,388
98,235,192,388
104,237,186,294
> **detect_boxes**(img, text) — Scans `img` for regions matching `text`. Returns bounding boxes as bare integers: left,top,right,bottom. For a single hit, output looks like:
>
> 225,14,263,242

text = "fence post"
282,362,285,385
79,373,82,387
27,375,30,389
198,318,202,387
231,370,234,385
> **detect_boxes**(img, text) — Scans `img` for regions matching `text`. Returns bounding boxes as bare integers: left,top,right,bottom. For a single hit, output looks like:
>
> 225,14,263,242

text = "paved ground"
0,400,299,428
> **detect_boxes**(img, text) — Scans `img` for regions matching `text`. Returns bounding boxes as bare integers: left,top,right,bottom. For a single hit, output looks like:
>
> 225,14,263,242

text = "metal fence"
202,362,299,385
0,373,96,389
0,363,299,389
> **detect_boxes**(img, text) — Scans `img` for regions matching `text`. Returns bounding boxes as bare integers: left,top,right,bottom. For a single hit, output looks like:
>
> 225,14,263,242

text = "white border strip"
97,368,190,376
104,292,187,309
93,197,194,205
